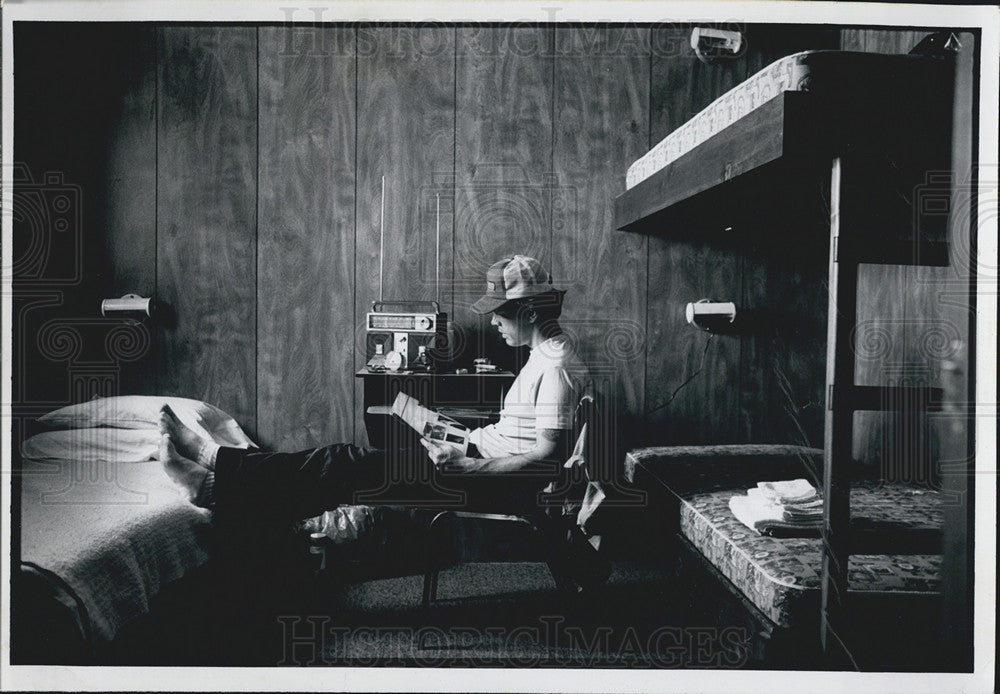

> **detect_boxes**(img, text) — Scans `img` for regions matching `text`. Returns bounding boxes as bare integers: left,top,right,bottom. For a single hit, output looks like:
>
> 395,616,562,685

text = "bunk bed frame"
614,49,964,668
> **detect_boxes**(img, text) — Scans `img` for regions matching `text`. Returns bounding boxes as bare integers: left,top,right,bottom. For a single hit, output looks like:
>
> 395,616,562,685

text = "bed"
624,445,945,668
13,396,254,661
625,49,948,190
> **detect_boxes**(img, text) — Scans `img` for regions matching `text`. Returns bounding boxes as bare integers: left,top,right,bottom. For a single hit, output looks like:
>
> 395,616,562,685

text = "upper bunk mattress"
680,481,942,629
625,50,943,190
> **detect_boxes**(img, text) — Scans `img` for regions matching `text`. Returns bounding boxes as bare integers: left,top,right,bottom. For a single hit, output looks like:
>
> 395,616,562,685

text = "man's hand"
420,439,477,472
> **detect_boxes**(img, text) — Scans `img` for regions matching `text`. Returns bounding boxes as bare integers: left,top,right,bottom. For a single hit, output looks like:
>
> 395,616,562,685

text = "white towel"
757,478,818,503
730,479,824,534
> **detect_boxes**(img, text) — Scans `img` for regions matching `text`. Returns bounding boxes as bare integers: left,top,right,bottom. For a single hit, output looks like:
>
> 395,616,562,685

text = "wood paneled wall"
157,27,259,430
16,22,964,467
258,26,358,449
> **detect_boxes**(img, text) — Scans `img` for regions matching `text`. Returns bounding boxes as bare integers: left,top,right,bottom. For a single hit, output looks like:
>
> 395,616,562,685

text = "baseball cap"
470,255,564,314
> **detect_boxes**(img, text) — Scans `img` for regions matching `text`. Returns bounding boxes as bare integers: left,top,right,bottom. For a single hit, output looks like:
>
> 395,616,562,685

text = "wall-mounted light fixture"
101,294,153,322
690,27,744,64
686,299,737,332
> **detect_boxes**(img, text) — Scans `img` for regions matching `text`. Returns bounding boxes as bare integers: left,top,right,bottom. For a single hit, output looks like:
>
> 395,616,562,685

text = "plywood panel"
355,25,456,444
13,24,159,407
839,29,867,52
644,25,747,445
837,27,934,473
842,27,928,54
104,26,158,396
552,26,650,416
455,25,553,372
157,26,258,432
854,27,948,483
735,26,835,447
741,227,828,448
650,25,749,143
257,26,356,450
851,261,910,473
644,241,741,445
862,29,924,55
744,24,840,73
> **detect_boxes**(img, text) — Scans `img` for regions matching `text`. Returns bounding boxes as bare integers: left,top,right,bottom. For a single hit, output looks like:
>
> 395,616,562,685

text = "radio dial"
415,316,432,331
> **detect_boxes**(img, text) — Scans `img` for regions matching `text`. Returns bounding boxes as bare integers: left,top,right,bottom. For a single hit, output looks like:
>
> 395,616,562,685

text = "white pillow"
22,428,162,463
37,395,255,448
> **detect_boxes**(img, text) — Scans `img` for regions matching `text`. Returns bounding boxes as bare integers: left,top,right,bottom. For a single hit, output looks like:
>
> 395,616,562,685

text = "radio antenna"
435,193,441,306
379,175,385,303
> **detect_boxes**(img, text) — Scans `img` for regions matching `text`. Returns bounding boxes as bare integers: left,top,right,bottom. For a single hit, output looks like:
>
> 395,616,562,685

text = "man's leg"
159,404,400,520
212,443,388,521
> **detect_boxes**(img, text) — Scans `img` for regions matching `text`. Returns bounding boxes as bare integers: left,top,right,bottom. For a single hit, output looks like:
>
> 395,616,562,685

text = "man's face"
490,307,532,347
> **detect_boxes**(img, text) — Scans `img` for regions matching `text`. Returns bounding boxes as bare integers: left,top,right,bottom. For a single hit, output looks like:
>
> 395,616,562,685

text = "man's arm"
422,427,570,475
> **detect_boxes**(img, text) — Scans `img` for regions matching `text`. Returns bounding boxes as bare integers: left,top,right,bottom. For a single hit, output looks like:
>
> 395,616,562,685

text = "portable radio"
366,300,448,372
364,179,450,372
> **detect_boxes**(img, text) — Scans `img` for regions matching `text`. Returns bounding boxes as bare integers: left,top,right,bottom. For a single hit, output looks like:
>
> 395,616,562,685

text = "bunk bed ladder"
820,156,945,667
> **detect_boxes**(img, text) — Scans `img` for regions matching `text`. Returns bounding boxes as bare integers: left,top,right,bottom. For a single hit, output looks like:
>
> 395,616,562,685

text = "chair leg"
545,559,580,595
422,568,439,610
423,511,454,611
532,519,579,595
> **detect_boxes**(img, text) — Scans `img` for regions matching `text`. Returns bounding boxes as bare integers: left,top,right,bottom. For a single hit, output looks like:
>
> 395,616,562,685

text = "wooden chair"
421,392,610,610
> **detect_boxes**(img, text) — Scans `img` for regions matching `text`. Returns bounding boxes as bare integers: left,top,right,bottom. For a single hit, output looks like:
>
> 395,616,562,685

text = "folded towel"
730,479,824,535
757,478,818,503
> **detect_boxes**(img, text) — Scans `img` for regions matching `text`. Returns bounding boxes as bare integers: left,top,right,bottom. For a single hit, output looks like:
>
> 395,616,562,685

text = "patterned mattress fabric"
624,444,824,491
679,482,943,628
625,50,937,190
20,456,214,649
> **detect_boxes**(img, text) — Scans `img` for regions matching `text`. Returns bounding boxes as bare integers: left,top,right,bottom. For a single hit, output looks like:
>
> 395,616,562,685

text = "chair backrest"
572,389,621,485
538,391,605,513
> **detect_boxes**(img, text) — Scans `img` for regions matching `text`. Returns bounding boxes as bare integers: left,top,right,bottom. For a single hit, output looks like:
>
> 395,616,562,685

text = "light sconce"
101,294,154,322
690,27,744,64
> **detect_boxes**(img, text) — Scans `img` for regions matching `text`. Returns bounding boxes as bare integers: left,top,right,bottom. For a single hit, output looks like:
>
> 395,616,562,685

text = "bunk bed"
615,45,960,669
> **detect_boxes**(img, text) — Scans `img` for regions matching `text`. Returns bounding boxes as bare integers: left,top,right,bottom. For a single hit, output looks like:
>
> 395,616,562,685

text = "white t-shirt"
470,335,588,458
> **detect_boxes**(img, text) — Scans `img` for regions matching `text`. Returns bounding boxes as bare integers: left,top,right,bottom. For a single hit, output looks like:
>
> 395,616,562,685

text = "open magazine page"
391,392,470,456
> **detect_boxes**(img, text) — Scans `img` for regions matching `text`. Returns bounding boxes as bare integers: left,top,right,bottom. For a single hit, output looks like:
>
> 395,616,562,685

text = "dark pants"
213,443,557,523
208,444,593,600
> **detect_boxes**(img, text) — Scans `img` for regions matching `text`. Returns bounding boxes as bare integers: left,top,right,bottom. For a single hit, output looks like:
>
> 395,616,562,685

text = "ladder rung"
836,238,950,266
829,385,944,411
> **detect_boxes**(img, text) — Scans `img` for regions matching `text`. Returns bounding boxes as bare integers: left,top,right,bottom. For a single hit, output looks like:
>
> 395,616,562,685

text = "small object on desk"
455,368,469,374
384,350,404,372
410,344,431,372
473,357,498,373
366,343,387,372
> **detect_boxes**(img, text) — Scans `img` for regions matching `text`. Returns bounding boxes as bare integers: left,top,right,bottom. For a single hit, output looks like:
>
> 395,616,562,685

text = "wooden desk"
355,370,515,448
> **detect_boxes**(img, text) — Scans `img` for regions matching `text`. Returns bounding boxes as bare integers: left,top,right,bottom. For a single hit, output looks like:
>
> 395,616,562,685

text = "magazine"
390,392,470,456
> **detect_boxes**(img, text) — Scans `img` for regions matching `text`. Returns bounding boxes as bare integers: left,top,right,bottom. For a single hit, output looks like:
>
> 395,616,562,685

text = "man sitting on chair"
160,255,589,521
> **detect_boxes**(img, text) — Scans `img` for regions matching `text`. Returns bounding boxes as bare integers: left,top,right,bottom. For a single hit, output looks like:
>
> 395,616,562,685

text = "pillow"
37,395,255,448
22,428,162,463
23,420,256,463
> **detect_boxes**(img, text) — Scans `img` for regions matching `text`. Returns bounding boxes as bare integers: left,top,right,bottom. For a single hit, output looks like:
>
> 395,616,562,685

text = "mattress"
19,456,214,650
626,50,941,190
679,482,942,628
